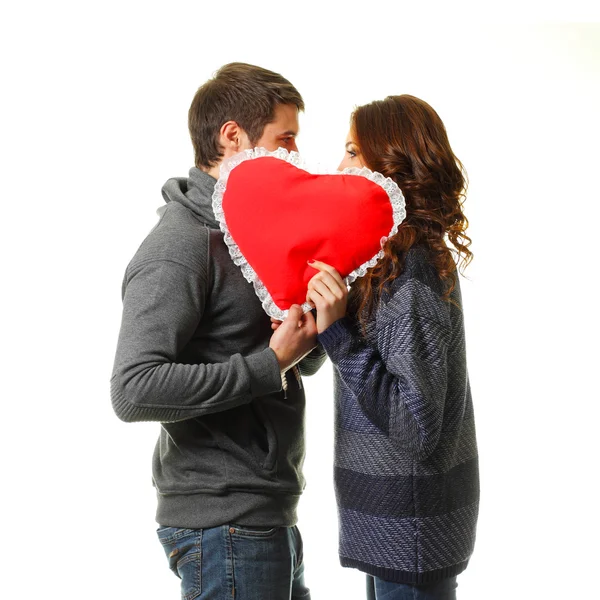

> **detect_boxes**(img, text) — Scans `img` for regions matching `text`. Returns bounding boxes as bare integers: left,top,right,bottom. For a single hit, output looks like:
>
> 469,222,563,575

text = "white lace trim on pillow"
212,147,406,320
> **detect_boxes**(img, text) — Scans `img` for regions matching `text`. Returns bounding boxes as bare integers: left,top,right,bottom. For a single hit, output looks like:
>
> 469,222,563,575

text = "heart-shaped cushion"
212,147,405,319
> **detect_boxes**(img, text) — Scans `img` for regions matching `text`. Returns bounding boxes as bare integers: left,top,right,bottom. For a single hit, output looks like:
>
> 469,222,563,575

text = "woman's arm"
309,262,450,462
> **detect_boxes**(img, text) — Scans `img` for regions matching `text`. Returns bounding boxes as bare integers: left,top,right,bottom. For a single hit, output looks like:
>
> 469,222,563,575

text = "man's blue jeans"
366,575,458,600
157,523,310,600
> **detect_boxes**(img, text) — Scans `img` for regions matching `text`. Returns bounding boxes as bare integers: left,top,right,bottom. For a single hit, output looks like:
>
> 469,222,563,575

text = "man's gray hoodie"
111,168,326,528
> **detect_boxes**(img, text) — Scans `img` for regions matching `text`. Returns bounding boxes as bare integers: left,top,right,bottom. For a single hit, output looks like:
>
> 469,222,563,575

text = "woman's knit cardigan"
318,246,479,584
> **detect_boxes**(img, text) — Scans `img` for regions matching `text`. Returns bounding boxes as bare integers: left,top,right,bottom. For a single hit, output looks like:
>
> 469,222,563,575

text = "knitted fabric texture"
318,246,479,584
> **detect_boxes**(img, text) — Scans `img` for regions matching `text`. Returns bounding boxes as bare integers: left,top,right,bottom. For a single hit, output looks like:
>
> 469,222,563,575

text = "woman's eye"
347,150,357,158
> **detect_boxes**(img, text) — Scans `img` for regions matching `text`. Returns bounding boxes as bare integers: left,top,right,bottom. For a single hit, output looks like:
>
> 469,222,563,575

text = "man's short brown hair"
188,63,305,170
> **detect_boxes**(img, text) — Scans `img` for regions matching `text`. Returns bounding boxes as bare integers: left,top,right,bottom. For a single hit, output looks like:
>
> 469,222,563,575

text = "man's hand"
306,260,348,333
269,305,318,372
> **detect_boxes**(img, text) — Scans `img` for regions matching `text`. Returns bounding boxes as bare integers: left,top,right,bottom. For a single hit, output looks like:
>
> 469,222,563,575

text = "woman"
305,95,479,599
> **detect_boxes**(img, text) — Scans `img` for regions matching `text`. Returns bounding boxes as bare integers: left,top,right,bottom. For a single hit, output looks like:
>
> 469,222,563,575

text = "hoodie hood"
161,167,219,229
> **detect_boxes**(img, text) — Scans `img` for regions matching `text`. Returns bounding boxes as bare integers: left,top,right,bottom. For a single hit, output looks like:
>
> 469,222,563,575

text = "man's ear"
219,121,250,153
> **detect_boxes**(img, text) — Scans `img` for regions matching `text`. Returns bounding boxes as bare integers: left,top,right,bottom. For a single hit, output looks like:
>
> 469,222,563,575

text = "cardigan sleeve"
318,279,450,461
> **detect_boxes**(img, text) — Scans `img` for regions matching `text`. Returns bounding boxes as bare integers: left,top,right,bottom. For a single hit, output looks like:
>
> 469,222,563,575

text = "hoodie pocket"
210,401,278,476
250,401,278,471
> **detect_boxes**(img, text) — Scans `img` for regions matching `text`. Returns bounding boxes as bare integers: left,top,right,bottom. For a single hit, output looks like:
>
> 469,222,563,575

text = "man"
111,63,325,600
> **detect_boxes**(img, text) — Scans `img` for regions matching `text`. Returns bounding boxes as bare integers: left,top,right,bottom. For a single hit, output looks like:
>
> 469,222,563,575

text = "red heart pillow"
212,148,405,319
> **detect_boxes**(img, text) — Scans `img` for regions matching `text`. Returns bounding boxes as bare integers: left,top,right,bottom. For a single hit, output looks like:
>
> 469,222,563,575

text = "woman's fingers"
306,289,322,309
308,260,348,293
308,277,338,304
308,260,346,289
304,297,316,309
308,271,347,300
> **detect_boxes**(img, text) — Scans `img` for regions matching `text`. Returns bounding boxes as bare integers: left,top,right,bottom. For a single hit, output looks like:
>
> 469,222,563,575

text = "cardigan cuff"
339,556,470,585
317,318,352,355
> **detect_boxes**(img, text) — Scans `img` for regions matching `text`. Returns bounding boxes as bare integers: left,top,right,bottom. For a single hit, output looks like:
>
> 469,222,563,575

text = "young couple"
111,62,479,600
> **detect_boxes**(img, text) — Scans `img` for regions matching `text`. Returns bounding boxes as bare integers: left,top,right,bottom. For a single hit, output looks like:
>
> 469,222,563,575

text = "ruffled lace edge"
337,165,406,286
212,147,406,320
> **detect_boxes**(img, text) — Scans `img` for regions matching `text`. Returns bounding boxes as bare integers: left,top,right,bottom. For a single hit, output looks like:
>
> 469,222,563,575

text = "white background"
2,3,600,599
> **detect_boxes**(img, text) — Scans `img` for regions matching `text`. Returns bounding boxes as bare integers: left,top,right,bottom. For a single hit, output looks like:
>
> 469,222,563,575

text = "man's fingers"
300,309,317,334
302,309,316,325
286,304,303,320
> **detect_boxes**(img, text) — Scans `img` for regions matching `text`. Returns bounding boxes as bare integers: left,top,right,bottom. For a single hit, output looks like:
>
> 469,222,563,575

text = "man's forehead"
271,105,299,126
264,122,299,136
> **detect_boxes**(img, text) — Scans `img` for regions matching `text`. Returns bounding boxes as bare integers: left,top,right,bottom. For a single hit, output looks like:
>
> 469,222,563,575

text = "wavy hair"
348,95,472,330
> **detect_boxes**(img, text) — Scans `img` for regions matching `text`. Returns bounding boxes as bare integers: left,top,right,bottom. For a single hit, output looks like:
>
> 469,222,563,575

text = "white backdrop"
2,4,600,599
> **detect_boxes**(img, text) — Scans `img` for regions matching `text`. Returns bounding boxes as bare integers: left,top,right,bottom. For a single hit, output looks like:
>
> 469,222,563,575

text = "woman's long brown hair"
348,95,472,330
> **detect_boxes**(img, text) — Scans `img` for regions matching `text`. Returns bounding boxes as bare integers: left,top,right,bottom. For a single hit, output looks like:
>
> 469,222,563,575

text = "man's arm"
111,259,316,423
297,344,327,376
270,311,326,377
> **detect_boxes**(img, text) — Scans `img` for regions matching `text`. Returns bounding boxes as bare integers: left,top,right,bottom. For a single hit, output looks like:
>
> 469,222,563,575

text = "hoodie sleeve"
110,257,282,423
298,343,327,376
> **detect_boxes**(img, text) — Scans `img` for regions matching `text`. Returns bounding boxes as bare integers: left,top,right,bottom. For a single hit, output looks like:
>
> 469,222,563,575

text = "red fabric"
223,157,393,312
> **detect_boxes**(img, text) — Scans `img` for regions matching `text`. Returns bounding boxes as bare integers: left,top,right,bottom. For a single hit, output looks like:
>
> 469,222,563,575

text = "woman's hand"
306,260,348,334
